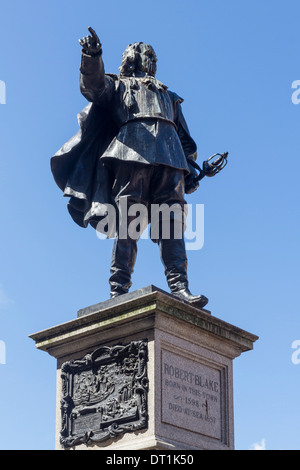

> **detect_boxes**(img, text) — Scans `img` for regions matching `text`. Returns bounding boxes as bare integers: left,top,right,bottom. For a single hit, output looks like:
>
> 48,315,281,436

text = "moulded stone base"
29,285,258,451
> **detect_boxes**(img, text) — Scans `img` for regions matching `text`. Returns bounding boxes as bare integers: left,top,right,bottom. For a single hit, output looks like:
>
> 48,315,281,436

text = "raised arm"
79,27,109,103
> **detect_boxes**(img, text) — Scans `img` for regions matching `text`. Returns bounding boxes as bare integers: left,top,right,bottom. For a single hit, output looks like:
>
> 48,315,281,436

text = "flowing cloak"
50,84,197,238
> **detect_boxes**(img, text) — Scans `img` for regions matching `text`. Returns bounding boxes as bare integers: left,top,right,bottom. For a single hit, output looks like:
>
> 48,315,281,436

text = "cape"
51,85,197,238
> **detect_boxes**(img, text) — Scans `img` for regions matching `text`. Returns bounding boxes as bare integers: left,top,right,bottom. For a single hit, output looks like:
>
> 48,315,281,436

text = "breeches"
109,161,187,240
107,161,189,295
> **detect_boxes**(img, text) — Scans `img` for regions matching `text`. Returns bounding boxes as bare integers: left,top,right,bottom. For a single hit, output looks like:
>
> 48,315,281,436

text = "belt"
120,116,178,131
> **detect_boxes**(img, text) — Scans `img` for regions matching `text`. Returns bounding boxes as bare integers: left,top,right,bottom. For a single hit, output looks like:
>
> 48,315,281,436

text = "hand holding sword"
185,152,229,193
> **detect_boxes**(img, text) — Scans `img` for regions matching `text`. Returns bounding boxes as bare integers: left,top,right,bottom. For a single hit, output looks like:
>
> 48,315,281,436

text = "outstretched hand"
79,27,102,56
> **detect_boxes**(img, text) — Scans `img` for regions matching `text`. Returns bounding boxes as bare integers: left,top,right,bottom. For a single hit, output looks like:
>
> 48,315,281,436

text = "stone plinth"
29,285,258,451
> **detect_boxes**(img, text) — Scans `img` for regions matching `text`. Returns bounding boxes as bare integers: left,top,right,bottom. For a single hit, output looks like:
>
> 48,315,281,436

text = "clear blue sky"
0,0,299,450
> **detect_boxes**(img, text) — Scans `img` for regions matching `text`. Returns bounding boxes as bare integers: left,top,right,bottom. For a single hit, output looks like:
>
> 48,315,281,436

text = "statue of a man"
51,28,209,309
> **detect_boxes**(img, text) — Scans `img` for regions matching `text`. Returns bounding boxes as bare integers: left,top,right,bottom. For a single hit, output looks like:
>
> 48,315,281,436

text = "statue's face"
138,44,157,77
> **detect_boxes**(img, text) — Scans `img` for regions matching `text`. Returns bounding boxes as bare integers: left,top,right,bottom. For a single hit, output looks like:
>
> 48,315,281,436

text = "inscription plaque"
60,340,148,447
161,349,223,440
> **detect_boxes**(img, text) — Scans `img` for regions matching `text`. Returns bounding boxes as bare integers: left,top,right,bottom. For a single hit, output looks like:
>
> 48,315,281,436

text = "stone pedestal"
29,286,258,451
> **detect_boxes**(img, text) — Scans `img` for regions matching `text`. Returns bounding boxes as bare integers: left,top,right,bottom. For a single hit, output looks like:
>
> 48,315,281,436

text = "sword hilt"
202,152,228,178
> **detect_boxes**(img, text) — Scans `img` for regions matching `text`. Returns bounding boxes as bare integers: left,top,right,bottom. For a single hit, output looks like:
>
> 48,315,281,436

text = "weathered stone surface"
29,286,258,450
60,340,148,448
161,350,222,439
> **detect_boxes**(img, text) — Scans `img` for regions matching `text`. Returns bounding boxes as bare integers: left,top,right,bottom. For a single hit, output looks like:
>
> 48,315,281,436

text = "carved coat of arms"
60,340,148,447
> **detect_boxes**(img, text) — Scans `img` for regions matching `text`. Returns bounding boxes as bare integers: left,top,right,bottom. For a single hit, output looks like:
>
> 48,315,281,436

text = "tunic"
79,53,194,172
50,52,199,233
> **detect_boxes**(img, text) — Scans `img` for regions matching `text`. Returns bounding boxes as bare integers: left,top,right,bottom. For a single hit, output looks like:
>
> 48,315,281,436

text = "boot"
109,235,137,298
158,237,209,309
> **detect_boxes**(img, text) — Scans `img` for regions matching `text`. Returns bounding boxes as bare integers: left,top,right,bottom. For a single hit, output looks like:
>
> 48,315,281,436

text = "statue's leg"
158,234,208,308
108,161,150,298
158,234,187,290
109,233,137,297
151,166,209,309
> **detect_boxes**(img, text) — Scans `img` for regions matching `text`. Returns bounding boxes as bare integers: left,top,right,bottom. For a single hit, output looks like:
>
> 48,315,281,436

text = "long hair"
119,42,156,76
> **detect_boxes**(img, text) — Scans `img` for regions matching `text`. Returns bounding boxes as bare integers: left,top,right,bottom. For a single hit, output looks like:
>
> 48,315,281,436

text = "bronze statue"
51,27,228,309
